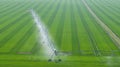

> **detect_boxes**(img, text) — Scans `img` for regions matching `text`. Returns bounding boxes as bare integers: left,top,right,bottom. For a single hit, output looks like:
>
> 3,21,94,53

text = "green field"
0,0,120,67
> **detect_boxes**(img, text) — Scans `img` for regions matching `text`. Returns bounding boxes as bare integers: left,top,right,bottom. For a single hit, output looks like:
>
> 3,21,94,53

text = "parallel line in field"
0,4,29,25
103,0,120,10
0,6,24,23
90,0,120,52
18,27,37,53
0,18,32,53
70,0,81,55
82,0,120,49
0,2,32,24
0,2,8,7
95,0,120,18
92,1,120,25
77,0,100,56
85,0,115,52
10,25,35,53
55,0,66,49
0,17,31,48
91,0,120,40
0,2,27,17
40,0,56,18
97,0,120,16
89,14,114,50
0,1,17,12
0,0,43,23
33,0,49,11
91,0,120,41
0,13,28,33
47,0,61,28
31,42,40,54
0,1,39,32
37,0,54,11
86,8,117,54
80,15,99,56
0,19,30,48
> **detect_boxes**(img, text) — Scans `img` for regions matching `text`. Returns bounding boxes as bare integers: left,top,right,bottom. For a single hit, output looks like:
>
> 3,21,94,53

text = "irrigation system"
30,9,61,62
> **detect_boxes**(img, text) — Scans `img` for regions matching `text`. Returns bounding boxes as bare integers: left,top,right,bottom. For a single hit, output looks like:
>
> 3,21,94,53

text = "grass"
0,0,120,67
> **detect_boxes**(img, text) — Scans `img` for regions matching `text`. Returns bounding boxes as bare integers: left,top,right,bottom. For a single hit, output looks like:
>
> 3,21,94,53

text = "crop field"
0,0,120,67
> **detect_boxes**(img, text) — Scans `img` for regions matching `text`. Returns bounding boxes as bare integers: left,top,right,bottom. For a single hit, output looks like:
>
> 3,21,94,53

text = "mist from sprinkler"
30,9,61,63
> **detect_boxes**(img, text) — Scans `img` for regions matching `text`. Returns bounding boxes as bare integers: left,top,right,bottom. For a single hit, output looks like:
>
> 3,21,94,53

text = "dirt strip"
82,0,120,49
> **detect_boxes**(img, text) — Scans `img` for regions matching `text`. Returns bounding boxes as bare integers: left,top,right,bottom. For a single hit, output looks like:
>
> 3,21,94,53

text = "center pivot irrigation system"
30,9,62,63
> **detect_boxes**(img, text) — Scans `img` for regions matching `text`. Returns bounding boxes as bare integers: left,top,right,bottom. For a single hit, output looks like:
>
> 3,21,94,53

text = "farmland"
0,0,120,67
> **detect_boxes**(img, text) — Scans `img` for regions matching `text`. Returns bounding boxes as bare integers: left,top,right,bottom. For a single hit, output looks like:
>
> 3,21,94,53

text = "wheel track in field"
55,0,66,49
47,0,61,28
0,19,32,49
89,0,120,54
0,2,8,9
87,10,116,55
92,0,120,29
103,0,120,10
0,0,48,24
0,21,32,53
82,0,120,49
88,12,115,52
70,0,81,55
92,1,120,26
31,42,39,54
0,3,27,24
0,0,48,44
0,13,28,33
0,1,45,51
0,14,30,47
0,1,16,13
95,0,120,18
0,0,42,24
85,0,117,54
0,4,22,15
0,11,30,35
10,25,35,53
0,1,27,19
40,0,57,19
76,0,100,56
0,2,19,15
34,0,52,14
91,1,120,44
32,0,49,10
77,0,101,56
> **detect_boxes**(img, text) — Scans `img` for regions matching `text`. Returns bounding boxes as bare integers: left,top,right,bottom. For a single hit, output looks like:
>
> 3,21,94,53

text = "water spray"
30,9,61,63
